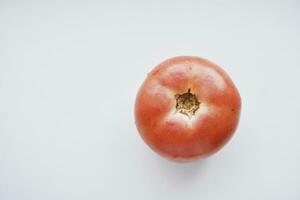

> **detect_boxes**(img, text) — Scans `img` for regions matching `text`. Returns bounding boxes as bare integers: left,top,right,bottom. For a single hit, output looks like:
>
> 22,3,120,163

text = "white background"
0,1,300,200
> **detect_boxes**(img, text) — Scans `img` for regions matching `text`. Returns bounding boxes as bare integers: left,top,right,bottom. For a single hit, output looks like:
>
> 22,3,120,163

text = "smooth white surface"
0,1,300,199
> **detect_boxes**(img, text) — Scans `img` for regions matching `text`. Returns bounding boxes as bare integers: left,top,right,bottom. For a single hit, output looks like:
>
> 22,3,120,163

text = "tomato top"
135,56,241,161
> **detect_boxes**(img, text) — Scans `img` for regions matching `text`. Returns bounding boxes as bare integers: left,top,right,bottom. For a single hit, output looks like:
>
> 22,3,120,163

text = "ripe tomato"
135,56,241,162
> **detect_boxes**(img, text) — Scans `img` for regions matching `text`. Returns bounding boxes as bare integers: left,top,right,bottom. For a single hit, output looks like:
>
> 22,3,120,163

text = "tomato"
135,56,241,162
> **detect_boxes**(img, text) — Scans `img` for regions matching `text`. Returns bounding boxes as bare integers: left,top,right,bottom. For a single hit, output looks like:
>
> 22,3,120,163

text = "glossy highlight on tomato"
135,56,241,162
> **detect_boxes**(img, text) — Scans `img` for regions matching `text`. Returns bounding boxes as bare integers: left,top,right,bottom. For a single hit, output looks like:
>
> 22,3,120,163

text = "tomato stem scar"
175,88,200,117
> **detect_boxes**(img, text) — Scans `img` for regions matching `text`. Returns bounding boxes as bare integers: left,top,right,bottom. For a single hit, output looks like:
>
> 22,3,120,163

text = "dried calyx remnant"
175,89,200,117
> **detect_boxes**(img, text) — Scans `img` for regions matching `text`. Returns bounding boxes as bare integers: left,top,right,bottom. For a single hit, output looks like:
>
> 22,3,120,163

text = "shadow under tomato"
153,155,210,185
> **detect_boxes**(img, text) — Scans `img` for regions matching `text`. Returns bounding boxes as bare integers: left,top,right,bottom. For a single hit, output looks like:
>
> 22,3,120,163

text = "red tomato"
135,56,241,162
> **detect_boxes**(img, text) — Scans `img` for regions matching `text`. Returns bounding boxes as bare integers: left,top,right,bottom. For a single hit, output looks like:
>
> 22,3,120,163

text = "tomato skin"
135,56,241,162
